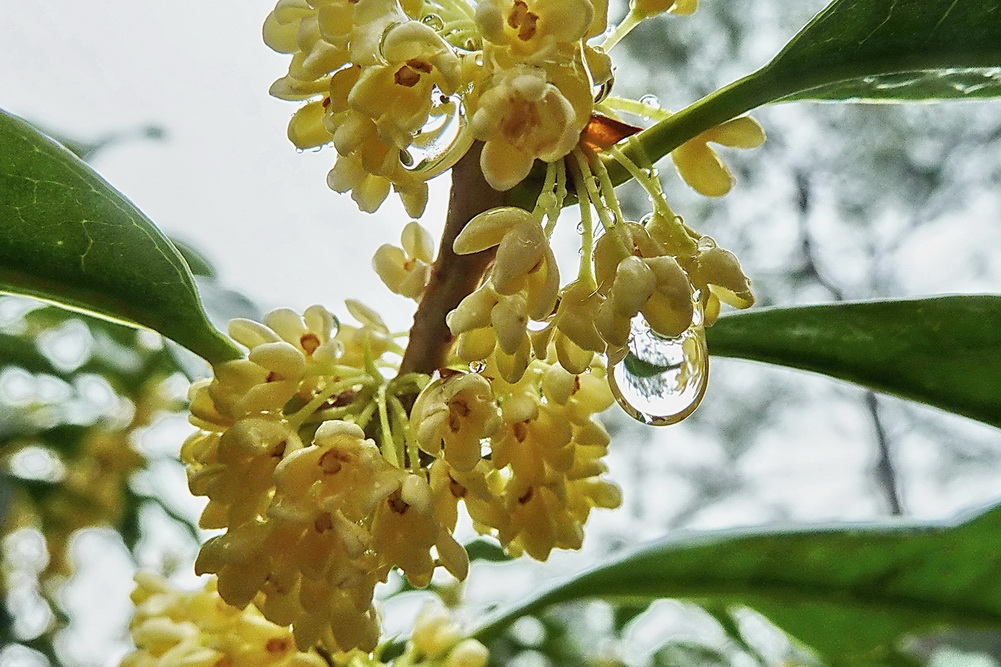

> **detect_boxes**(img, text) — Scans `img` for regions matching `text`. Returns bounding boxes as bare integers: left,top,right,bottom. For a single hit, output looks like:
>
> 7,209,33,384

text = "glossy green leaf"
473,504,1001,663
583,0,1001,194
781,68,1001,103
704,296,1001,428
767,0,1001,103
0,110,240,364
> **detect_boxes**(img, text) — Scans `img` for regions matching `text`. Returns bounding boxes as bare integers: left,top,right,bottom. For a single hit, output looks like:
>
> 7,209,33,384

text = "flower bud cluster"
444,202,753,381
184,304,470,653
447,207,559,382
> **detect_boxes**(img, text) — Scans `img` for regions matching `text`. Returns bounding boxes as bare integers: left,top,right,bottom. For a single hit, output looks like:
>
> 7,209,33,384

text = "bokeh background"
2,0,1001,664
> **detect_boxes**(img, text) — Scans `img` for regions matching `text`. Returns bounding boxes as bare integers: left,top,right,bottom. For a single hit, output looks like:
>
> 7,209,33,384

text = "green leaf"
0,110,240,364
781,68,1001,104
766,0,1001,103
472,504,1001,663
580,0,1001,195
466,538,513,563
171,238,217,279
0,332,61,377
704,296,1001,428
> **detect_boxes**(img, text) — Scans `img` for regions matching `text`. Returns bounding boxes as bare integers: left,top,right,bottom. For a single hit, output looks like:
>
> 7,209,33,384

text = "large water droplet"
608,313,709,426
640,94,660,107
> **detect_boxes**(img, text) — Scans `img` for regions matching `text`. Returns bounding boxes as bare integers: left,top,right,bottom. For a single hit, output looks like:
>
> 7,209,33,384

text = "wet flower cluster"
182,300,617,654
165,0,769,660
268,0,613,213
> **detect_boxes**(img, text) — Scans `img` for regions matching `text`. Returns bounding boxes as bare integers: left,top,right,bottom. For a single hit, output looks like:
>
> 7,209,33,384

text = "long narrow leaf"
473,504,1001,662
704,296,1001,428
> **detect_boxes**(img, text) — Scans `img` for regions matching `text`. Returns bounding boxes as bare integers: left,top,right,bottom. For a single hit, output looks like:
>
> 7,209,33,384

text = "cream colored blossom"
672,116,766,197
349,21,461,147
264,0,351,98
471,66,585,191
411,372,502,471
408,602,489,667
476,0,596,58
336,299,395,368
373,221,435,300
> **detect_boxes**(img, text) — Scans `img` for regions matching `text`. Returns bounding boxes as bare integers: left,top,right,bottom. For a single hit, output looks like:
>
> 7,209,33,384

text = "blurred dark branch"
866,392,904,516
795,169,905,517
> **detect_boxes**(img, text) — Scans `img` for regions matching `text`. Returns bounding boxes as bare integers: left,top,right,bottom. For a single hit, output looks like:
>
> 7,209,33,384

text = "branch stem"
398,143,506,375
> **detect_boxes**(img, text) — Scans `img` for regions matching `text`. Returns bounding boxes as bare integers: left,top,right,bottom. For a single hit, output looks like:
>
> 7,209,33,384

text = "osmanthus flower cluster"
181,299,619,655
267,0,613,213
154,0,770,662
266,0,761,384
122,572,487,667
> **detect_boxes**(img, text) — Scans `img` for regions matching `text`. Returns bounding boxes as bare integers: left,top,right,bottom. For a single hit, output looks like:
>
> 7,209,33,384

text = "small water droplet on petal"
468,360,486,373
607,313,709,426
422,13,445,31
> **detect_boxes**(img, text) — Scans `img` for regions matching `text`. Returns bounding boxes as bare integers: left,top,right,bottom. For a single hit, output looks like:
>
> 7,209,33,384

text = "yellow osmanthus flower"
349,21,461,147
475,0,597,58
184,304,470,654
448,206,560,381
267,0,613,207
411,372,503,471
483,353,620,560
672,116,766,197
373,221,436,300
125,574,488,667
470,65,588,191
404,351,620,562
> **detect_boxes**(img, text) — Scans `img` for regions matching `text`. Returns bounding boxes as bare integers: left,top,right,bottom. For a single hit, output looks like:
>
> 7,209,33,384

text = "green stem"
507,67,785,208
398,142,507,376
602,68,784,190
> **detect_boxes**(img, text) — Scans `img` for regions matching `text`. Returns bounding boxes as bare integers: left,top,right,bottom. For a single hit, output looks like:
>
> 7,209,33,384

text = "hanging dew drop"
607,311,709,426
697,236,717,251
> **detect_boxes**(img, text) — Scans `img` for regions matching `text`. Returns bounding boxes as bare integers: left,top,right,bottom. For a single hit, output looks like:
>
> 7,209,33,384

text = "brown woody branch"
398,142,506,375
